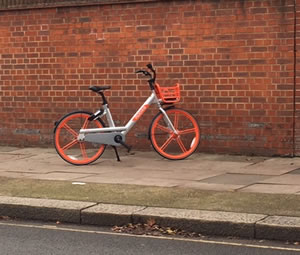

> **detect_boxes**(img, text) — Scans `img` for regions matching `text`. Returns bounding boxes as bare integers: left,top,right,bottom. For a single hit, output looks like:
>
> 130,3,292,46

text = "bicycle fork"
159,107,178,135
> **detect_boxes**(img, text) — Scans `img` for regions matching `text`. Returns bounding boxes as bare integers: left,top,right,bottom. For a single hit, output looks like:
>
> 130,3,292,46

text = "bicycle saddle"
89,86,111,92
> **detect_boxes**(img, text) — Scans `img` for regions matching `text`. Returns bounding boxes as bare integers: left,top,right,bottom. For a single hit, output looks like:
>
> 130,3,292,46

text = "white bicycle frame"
78,90,177,145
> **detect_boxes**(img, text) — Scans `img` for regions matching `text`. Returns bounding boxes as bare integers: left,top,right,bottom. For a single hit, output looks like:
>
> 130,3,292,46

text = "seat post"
99,92,108,105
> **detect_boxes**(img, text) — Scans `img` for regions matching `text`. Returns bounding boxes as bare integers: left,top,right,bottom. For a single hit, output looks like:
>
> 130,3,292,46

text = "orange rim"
150,109,200,160
54,112,105,165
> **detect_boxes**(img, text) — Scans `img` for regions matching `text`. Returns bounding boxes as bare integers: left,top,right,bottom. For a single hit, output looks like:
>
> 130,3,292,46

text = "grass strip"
0,177,299,217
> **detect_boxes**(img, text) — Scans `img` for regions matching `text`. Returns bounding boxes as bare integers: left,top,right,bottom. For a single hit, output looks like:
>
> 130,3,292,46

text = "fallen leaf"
147,218,156,227
166,228,176,235
0,216,11,220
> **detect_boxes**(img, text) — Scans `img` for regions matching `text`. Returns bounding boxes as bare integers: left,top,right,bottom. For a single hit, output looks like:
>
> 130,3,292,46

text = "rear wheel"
149,108,200,160
54,111,106,165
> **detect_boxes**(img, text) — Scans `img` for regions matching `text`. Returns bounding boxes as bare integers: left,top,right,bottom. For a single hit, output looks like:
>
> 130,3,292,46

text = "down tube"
123,93,157,135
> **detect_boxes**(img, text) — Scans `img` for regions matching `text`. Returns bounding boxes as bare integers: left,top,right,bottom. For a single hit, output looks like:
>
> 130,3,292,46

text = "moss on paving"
0,177,299,217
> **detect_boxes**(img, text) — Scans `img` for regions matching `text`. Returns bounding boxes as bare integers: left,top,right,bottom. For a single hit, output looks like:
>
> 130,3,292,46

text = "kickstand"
112,146,121,162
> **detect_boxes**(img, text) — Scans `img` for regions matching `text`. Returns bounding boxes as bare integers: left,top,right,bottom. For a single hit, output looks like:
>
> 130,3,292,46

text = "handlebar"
136,63,156,90
146,63,156,81
135,70,151,77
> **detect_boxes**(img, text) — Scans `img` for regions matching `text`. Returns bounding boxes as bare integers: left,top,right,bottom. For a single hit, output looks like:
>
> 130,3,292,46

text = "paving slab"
240,158,300,176
239,184,300,194
2,148,55,154
0,154,33,161
123,177,183,187
75,168,222,186
133,207,266,238
259,174,300,185
0,171,37,179
179,182,244,191
194,153,266,164
185,160,252,173
28,172,96,181
199,173,271,186
256,216,300,241
0,146,22,152
74,176,137,185
289,168,300,174
77,175,184,187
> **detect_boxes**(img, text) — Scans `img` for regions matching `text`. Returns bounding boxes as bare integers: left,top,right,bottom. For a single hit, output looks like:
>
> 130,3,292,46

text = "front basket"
155,83,180,103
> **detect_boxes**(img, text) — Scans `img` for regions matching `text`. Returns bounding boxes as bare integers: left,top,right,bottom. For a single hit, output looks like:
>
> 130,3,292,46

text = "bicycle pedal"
120,140,132,153
125,144,132,153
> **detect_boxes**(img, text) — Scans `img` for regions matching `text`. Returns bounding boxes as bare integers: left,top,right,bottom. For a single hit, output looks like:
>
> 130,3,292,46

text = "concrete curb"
82,203,146,226
0,196,96,223
132,207,266,239
256,216,300,241
0,196,299,242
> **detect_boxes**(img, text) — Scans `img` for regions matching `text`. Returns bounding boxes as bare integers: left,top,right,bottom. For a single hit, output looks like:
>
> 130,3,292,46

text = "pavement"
0,146,300,241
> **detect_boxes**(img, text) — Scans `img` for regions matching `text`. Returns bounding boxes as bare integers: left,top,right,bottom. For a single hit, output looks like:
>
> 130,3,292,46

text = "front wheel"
149,108,200,160
54,111,106,165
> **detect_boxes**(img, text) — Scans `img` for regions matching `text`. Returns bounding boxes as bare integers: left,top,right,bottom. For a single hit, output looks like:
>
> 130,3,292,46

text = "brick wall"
0,0,298,156
295,0,300,155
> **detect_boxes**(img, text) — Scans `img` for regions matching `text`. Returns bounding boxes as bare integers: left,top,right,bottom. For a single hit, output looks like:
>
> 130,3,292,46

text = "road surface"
0,219,299,255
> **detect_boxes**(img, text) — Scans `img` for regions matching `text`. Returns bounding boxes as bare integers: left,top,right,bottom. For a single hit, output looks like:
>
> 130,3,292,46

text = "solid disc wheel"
150,108,200,160
54,111,106,165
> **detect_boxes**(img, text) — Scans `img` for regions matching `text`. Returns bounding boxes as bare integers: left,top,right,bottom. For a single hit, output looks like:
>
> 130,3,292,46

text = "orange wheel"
149,108,200,160
54,111,106,165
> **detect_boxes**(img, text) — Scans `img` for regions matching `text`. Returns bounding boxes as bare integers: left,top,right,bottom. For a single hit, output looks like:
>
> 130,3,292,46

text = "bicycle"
54,64,200,165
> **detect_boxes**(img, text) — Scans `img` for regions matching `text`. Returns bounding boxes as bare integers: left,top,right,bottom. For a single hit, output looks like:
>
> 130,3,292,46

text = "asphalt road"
0,220,299,255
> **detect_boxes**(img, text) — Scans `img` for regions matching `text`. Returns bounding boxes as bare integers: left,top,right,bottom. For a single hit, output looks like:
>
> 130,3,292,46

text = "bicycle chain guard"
81,132,126,146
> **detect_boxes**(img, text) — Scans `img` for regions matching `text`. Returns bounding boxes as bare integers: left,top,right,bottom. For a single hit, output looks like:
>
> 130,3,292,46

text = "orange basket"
154,83,180,104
